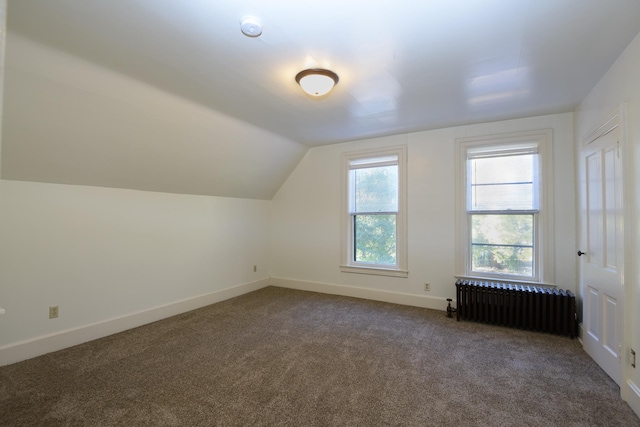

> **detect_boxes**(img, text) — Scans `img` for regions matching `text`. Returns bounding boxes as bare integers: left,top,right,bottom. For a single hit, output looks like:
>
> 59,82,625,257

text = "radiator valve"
446,298,456,318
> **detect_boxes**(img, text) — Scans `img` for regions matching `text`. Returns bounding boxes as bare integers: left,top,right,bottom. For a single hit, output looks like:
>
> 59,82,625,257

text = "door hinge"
632,349,636,368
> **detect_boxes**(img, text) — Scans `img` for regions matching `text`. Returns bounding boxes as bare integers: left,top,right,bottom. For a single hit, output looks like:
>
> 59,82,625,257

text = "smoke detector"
240,16,263,38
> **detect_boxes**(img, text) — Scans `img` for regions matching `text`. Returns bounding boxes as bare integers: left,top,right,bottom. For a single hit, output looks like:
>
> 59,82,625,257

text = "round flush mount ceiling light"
295,69,339,97
240,16,262,37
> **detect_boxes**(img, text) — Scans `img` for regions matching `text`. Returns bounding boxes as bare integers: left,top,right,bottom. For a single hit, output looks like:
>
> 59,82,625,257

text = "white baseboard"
626,379,640,419
0,279,270,366
578,323,584,345
271,277,450,311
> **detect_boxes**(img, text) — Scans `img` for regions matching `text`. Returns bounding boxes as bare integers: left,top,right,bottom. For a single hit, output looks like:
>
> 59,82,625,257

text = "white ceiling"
7,0,640,147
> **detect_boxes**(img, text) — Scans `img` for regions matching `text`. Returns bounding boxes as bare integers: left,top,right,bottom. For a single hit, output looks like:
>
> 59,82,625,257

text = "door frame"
579,104,634,403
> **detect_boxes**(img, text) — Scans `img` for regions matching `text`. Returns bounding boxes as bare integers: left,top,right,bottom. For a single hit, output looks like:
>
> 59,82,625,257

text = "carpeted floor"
1,286,638,426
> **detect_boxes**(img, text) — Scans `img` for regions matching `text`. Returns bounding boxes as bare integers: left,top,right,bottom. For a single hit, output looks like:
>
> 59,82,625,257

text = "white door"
580,125,624,386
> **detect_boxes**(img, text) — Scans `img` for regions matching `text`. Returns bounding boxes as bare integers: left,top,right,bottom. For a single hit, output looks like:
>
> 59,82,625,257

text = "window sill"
340,265,408,278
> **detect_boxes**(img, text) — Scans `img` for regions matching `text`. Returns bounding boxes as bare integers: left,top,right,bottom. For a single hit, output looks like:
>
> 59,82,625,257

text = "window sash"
469,212,536,278
349,162,398,214
467,152,539,212
352,213,398,266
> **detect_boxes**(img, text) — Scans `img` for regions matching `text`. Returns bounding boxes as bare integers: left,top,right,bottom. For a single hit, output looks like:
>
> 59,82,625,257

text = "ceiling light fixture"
295,69,339,97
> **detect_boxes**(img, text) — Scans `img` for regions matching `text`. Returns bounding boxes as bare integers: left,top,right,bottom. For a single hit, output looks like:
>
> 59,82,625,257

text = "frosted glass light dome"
295,69,339,97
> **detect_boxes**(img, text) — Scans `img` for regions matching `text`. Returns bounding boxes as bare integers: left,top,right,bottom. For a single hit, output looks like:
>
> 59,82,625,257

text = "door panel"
604,295,618,357
586,152,602,266
586,286,600,341
604,148,618,271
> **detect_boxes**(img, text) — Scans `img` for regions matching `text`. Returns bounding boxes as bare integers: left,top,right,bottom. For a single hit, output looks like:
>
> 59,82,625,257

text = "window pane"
471,245,533,276
471,214,533,276
353,165,398,213
470,154,536,211
354,214,396,265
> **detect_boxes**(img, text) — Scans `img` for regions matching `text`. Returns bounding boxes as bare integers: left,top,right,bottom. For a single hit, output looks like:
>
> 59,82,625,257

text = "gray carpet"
1,286,638,426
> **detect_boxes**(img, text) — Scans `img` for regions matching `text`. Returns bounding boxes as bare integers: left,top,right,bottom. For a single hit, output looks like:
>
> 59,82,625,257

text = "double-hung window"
341,146,407,277
456,130,553,283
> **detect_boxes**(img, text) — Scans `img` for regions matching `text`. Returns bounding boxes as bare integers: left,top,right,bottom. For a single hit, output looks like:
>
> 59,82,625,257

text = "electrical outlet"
49,306,59,319
253,265,257,272
424,283,430,292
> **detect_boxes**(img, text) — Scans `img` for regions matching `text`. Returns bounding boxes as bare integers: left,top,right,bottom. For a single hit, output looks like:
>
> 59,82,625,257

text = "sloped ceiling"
2,0,640,198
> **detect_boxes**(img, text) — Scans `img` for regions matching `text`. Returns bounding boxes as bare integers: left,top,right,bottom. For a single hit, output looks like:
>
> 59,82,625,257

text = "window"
456,130,553,283
341,146,407,277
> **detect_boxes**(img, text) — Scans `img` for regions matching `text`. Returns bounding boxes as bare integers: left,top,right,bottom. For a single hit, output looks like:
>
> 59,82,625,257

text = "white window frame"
340,145,408,278
455,130,554,284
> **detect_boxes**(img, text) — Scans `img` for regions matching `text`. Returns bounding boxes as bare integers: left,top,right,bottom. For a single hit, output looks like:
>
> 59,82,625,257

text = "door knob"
577,251,586,256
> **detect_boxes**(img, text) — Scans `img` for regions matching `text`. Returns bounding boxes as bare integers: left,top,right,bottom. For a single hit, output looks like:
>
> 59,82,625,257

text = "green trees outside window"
354,214,396,265
471,214,533,276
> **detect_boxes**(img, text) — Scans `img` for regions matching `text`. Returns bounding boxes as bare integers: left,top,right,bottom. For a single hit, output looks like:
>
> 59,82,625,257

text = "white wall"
0,31,295,365
0,0,5,179
0,180,271,364
1,32,307,200
270,113,576,309
0,0,7,319
575,31,640,414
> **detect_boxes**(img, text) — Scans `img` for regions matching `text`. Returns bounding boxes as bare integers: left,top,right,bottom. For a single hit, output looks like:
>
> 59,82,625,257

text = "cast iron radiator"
455,279,577,338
